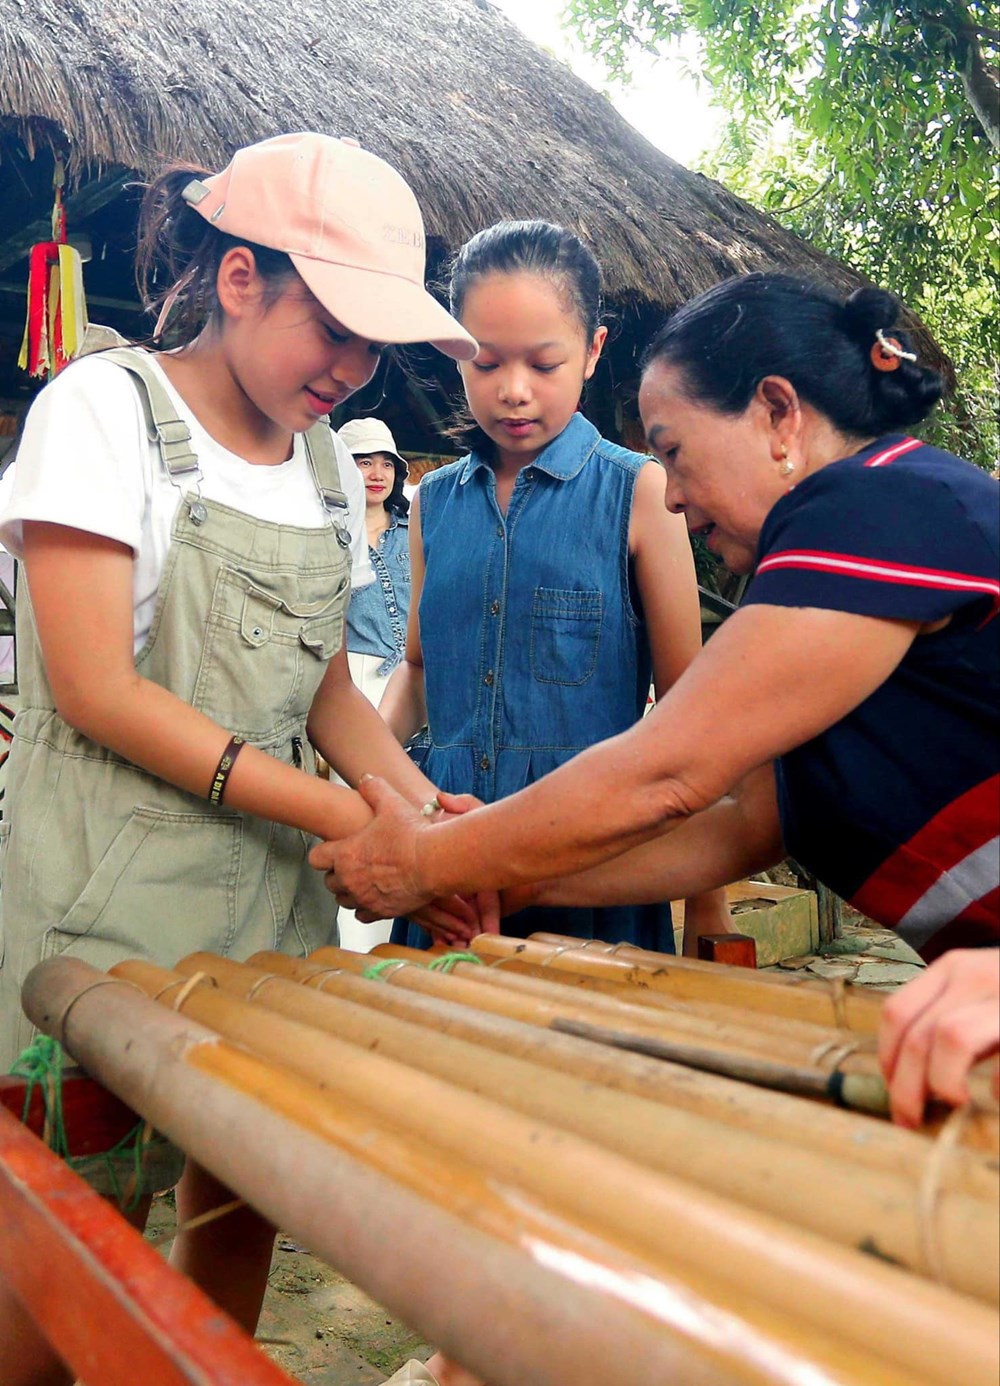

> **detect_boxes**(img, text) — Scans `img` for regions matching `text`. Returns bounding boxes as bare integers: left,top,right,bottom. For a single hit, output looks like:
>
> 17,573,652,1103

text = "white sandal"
381,1362,440,1385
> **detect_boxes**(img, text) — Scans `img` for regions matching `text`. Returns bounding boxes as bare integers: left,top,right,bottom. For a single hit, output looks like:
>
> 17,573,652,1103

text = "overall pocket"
194,566,350,736
529,588,603,686
42,806,244,971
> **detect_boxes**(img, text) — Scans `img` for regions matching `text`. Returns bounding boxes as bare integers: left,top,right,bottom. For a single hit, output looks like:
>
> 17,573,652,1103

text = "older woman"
315,273,999,1124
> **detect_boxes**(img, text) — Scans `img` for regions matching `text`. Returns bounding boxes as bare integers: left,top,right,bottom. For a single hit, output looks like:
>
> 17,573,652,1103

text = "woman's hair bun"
842,286,901,346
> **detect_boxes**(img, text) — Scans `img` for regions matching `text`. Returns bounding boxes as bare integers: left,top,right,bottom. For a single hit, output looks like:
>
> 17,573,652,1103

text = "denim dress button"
480,755,490,771
490,600,500,615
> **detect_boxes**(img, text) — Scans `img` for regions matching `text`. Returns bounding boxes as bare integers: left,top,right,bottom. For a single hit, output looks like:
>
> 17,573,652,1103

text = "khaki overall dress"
0,349,351,1066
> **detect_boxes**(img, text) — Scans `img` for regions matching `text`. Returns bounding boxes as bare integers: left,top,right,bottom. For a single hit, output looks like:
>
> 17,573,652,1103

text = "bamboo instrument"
467,932,886,1031
102,957,999,1386
362,944,891,1112
244,949,999,1201
170,950,999,1304
22,960,759,1386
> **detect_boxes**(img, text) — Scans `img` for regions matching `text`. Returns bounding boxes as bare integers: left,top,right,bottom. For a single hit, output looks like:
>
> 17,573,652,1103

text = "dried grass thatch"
1,0,887,319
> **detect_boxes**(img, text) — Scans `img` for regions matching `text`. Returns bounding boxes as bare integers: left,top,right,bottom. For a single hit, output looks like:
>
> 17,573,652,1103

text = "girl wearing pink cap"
0,133,479,1383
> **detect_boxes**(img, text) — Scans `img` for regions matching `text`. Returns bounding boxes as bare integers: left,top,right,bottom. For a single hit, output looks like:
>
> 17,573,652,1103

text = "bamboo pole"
104,957,1000,1386
522,936,1000,1141
373,944,871,1045
171,951,1000,1304
244,950,1000,1201
363,945,890,1113
466,933,885,1032
19,956,945,1386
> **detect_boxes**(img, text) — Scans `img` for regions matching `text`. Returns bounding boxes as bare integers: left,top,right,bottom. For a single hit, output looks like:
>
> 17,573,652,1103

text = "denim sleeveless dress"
393,412,674,951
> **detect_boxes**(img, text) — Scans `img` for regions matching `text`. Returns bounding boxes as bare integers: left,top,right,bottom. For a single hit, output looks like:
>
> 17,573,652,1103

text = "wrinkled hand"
878,949,1000,1127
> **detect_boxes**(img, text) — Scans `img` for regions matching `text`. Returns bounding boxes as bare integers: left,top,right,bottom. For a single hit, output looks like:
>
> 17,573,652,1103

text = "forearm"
512,767,783,912
378,658,428,745
419,718,695,898
62,668,371,841
308,671,435,805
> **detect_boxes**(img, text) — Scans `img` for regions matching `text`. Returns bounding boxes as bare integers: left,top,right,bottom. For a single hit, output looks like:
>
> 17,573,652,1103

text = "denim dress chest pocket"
529,587,603,686
194,565,350,739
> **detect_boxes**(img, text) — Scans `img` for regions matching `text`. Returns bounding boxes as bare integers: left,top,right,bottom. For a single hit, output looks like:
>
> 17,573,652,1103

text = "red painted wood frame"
0,1103,299,1386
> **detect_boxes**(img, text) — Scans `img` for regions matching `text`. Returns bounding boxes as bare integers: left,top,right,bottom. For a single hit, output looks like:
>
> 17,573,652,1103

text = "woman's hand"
878,949,1000,1127
309,776,499,937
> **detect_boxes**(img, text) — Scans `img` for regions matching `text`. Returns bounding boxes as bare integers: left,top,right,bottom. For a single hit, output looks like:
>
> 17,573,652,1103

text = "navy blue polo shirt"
743,435,999,958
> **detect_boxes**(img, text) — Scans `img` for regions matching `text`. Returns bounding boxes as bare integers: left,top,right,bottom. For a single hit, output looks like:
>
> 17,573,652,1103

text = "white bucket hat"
337,417,408,475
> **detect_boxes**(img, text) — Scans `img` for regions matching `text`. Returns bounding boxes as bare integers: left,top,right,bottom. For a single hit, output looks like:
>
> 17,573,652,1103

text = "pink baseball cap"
181,132,477,360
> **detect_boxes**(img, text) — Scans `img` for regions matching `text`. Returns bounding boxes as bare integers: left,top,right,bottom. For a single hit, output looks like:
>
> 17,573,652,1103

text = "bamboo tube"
373,943,874,1046
468,933,885,1032
23,959,773,1386
107,957,998,1386
523,937,1000,1138
245,950,1000,1201
172,951,1000,1303
364,944,890,1113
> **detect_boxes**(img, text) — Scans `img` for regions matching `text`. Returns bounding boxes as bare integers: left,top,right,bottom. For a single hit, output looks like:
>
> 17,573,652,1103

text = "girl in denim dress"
380,221,728,954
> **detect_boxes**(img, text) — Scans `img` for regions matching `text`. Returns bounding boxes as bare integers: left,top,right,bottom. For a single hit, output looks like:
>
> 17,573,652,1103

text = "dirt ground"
145,913,922,1385
147,1198,431,1384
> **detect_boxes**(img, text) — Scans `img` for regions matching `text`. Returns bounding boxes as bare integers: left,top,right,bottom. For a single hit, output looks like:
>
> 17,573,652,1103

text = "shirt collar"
458,413,600,485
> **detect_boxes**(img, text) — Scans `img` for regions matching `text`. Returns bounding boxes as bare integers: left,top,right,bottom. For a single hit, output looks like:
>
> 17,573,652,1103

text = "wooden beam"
0,1104,298,1386
0,171,131,274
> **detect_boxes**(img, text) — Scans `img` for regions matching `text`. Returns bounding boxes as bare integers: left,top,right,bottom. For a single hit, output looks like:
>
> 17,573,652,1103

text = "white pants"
338,651,395,951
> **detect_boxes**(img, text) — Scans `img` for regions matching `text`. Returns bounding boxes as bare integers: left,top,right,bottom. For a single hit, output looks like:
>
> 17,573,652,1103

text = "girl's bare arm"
23,521,371,841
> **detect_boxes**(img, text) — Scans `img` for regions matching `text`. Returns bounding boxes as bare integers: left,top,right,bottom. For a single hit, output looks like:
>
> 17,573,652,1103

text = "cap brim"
291,255,478,361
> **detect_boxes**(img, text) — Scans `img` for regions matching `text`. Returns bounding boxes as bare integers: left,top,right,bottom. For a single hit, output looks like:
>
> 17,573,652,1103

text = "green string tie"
362,950,483,980
8,1035,169,1210
9,1033,69,1158
427,951,483,973
362,958,407,981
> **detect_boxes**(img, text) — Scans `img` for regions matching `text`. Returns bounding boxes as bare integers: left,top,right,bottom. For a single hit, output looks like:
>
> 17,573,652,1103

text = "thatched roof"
1,0,886,317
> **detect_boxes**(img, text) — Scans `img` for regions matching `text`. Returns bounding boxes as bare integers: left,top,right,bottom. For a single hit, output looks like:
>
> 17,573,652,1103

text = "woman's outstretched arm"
317,601,919,916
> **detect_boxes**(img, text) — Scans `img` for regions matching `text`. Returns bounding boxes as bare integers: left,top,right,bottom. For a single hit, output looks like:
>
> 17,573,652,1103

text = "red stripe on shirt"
864,437,922,468
850,775,1000,927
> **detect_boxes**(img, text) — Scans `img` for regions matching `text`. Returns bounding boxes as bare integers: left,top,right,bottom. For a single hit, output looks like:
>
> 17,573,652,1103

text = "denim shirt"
345,514,410,676
400,412,672,950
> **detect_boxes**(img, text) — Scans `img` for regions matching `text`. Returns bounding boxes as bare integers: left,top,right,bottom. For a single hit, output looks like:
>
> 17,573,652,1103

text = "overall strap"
303,421,349,516
99,348,200,481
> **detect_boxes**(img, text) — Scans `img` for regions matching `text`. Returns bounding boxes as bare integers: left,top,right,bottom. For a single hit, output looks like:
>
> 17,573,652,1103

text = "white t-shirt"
0,354,372,653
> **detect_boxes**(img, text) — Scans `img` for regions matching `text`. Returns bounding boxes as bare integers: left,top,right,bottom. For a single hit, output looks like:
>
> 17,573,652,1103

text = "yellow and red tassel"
17,162,88,380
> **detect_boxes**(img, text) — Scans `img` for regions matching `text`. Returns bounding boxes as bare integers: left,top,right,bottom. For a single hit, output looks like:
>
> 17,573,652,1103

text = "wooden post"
0,1105,296,1386
698,933,758,968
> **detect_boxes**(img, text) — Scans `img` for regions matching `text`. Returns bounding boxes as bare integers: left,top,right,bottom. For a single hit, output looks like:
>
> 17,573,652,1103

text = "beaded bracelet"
208,735,246,806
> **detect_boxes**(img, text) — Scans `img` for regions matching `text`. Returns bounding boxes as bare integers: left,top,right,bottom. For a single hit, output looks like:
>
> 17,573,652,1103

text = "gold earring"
779,445,794,476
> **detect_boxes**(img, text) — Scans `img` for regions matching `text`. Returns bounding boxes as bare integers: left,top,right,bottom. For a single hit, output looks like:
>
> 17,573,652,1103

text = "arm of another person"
378,491,429,745
323,600,920,916
21,522,371,841
629,460,733,952
306,644,436,805
505,762,784,915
